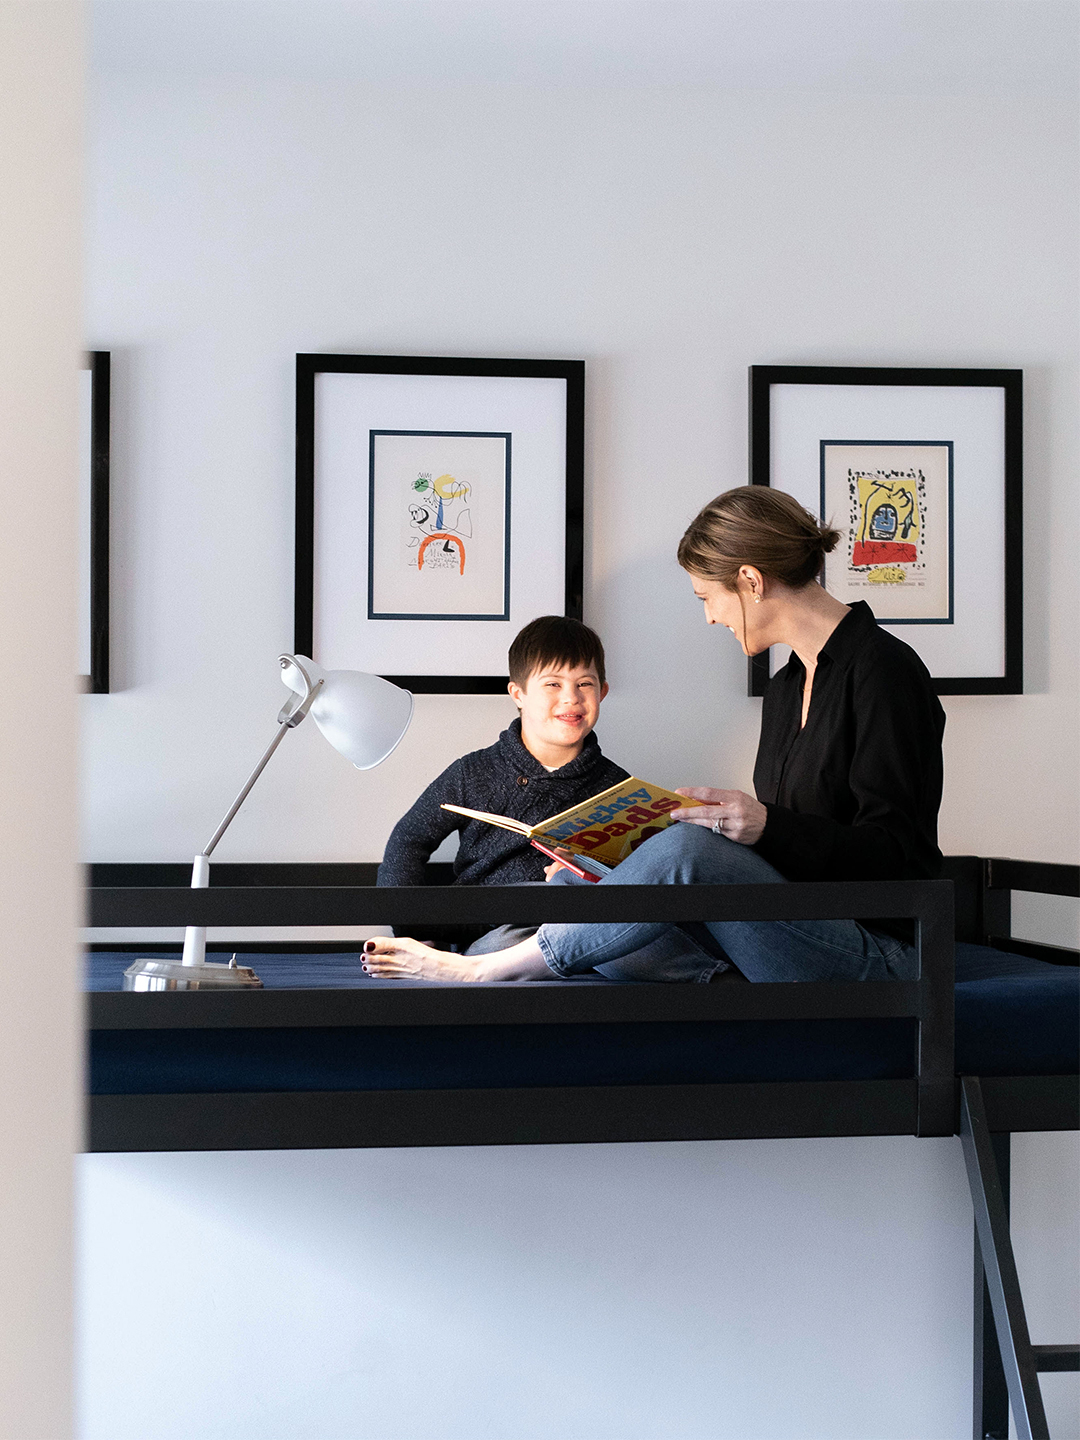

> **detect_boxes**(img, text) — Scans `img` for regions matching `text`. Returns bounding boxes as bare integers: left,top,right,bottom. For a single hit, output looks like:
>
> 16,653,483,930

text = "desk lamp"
123,655,413,990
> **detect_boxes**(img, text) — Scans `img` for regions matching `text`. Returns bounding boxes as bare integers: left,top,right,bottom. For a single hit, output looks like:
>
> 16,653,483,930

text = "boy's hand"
673,787,767,846
543,847,579,880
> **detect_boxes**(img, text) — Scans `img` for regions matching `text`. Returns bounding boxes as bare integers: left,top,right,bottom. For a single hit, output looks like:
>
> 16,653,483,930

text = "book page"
440,804,533,836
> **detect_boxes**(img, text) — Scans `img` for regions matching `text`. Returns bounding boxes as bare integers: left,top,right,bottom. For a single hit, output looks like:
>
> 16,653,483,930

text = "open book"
442,777,704,869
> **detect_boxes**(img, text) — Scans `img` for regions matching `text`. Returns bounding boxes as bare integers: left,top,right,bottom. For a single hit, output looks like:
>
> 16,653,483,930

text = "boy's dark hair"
508,616,607,688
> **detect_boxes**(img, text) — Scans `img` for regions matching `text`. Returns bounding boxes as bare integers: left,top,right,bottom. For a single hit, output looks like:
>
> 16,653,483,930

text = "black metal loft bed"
85,855,1078,1440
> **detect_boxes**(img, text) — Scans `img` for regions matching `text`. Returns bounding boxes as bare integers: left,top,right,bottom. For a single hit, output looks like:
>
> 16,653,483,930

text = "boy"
377,616,627,887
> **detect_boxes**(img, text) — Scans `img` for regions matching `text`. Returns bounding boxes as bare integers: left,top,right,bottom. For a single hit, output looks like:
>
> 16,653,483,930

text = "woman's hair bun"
678,487,840,590
816,522,841,556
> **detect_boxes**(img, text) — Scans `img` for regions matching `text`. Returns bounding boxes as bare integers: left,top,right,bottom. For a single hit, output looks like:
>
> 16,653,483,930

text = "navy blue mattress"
87,944,1078,1096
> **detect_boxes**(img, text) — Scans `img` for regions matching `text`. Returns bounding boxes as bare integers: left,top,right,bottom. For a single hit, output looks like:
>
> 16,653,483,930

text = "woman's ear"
739,565,766,601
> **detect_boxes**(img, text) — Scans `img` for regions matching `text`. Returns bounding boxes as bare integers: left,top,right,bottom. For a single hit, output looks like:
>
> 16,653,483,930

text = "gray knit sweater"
377,718,630,886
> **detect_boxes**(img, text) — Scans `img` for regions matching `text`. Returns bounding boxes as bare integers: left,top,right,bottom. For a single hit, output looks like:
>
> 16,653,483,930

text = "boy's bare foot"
362,935,485,982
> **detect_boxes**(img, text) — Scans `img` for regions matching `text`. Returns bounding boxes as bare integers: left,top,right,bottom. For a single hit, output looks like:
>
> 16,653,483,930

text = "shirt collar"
818,601,878,669
780,601,877,679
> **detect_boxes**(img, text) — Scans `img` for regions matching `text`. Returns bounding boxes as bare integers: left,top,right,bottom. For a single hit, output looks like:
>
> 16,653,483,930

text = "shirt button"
517,775,529,786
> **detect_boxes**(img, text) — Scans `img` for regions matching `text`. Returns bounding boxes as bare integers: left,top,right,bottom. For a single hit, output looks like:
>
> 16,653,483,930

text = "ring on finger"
712,816,724,834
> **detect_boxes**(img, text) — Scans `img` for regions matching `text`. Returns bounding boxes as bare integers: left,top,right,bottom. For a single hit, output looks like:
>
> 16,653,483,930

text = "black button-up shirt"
753,602,945,883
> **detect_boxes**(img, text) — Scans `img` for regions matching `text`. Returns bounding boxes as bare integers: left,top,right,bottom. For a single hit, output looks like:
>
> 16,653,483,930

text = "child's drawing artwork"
368,430,511,621
819,441,953,623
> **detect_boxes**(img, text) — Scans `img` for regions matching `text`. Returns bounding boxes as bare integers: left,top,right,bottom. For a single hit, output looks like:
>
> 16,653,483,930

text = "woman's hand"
672,787,768,846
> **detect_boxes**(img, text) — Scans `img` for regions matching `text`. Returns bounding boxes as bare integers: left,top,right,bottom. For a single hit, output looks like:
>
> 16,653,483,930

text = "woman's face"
688,571,763,655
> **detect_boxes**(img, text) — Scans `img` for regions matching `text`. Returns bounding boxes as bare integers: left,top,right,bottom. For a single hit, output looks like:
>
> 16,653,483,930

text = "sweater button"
517,775,529,786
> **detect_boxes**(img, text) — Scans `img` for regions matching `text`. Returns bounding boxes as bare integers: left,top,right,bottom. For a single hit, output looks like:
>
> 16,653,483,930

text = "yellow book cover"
442,778,704,868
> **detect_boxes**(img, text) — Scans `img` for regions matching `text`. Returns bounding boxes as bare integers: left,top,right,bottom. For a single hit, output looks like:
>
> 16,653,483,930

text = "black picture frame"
82,350,111,694
747,365,1022,697
295,354,584,693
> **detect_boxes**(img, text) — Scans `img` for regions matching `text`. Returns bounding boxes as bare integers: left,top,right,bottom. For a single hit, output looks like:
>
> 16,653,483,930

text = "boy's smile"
508,664,609,769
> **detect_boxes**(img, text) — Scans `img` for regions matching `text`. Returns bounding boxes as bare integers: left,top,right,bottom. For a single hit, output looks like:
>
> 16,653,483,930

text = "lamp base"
123,957,263,991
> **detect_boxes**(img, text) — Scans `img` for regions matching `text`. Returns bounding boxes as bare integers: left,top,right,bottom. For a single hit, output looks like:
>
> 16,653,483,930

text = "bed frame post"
960,1077,1049,1440
972,1129,1011,1440
915,883,954,1136
979,860,1012,948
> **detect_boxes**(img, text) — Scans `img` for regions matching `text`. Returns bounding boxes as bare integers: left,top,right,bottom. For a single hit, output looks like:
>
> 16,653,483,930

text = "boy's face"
508,663,608,761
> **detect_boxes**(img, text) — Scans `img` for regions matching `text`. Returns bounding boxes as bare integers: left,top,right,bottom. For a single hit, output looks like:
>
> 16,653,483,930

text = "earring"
753,594,761,604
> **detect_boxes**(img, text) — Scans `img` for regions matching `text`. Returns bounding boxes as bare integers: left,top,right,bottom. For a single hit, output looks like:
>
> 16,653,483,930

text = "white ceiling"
92,0,1078,92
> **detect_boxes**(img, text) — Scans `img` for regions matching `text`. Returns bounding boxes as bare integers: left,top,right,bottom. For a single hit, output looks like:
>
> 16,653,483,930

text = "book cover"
442,777,704,867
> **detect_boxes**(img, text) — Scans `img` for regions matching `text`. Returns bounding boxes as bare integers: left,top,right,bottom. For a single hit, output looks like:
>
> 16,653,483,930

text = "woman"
363,486,946,984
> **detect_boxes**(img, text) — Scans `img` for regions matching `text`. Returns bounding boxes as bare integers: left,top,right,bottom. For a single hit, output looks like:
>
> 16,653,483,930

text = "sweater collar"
500,716,605,780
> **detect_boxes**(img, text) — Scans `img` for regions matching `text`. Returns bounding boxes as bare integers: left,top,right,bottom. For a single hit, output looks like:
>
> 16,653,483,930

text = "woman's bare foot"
362,935,484,982
362,932,554,982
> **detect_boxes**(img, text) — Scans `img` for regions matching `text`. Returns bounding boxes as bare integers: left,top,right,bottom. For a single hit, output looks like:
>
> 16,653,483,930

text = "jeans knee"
627,821,723,880
629,821,783,885
658,823,714,863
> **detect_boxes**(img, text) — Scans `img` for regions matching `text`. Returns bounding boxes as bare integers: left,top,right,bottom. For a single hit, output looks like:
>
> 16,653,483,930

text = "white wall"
81,79,1079,869
0,4,84,1437
80,5,1078,1438
80,1138,977,1440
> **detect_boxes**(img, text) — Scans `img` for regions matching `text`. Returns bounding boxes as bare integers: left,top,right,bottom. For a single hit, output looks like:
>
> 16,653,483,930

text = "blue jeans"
464,881,731,983
532,823,918,984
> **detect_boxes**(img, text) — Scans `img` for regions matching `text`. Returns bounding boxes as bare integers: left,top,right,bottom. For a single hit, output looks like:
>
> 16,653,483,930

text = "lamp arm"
179,661,325,968
200,677,324,859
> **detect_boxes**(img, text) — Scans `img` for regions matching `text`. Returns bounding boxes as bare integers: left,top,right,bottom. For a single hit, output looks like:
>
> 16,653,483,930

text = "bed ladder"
961,1077,1079,1440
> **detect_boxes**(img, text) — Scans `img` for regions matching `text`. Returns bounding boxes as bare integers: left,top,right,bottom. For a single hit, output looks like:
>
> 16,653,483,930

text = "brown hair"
677,487,840,590
508,616,607,688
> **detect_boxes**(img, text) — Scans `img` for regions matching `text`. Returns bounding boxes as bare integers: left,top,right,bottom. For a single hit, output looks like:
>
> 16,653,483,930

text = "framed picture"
80,351,110,693
296,355,584,693
747,365,1022,696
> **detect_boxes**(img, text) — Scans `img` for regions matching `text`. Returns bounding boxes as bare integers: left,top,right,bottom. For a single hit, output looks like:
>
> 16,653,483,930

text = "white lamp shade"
281,656,413,769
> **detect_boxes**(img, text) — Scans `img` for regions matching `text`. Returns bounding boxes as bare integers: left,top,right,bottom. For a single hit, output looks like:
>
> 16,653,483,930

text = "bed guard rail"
88,876,955,1136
